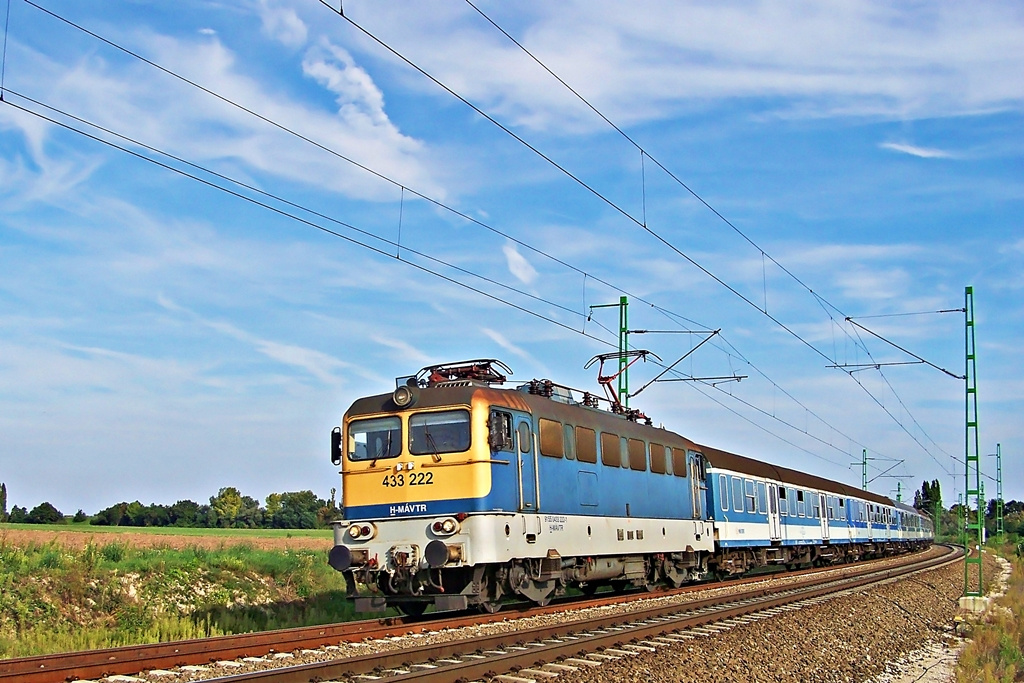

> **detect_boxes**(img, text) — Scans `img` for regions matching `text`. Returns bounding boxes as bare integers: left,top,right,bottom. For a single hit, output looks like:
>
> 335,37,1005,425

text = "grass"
0,536,353,658
956,541,1024,682
0,522,332,538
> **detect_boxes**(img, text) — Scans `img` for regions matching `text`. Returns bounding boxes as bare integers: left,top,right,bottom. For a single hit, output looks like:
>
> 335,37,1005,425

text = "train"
327,359,933,615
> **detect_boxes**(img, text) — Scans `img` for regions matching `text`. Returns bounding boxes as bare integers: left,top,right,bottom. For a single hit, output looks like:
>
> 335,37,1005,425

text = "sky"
0,0,1021,516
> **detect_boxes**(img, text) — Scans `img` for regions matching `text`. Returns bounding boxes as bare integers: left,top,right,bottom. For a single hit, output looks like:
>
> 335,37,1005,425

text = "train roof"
696,444,895,507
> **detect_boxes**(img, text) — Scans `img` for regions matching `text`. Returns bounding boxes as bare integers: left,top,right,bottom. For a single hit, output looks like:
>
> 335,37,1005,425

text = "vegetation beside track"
955,541,1024,682
0,531,352,658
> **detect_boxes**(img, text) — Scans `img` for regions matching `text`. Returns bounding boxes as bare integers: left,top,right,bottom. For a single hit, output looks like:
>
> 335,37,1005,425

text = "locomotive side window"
488,410,514,451
348,416,402,461
628,439,647,471
778,487,788,516
538,418,564,458
600,432,620,467
576,426,597,463
620,437,630,469
563,423,576,460
719,474,728,510
518,422,532,452
732,477,743,512
649,442,667,474
671,448,688,477
409,410,471,455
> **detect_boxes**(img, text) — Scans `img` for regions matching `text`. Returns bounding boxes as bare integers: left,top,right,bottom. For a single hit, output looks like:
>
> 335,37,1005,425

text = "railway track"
2,546,958,683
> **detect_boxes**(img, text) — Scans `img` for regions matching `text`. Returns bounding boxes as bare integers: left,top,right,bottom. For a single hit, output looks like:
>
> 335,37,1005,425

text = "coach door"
767,483,782,541
819,493,830,541
516,418,538,511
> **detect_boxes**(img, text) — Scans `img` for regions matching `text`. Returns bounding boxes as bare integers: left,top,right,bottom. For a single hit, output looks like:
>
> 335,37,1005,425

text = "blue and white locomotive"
328,359,933,615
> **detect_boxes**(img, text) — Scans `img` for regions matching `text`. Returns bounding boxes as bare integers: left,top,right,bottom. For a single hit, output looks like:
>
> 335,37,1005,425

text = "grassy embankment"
955,542,1024,682
0,524,353,658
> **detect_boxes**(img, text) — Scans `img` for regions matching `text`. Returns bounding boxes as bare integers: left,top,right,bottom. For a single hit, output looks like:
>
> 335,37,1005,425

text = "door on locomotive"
687,451,702,519
767,483,782,541
516,417,538,511
819,493,830,541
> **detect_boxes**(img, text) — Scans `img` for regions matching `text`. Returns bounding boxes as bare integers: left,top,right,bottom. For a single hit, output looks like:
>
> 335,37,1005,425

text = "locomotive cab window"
348,416,402,461
538,418,564,458
409,410,471,455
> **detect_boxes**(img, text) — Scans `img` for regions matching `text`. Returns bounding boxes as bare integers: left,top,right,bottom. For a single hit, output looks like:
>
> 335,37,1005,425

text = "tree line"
0,483,342,530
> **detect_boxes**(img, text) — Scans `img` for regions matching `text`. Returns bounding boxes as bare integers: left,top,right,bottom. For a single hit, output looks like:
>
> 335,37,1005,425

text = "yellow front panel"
342,404,492,508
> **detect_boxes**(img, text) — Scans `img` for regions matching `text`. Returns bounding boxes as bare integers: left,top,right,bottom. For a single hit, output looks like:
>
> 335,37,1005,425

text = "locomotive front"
328,360,520,615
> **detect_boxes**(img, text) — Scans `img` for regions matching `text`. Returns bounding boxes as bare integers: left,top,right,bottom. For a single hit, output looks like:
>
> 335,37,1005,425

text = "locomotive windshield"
409,409,471,455
348,416,402,461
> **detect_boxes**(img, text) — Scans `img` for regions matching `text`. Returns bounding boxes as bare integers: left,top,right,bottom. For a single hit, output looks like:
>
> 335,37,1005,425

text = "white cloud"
302,40,389,127
371,335,433,366
258,1,308,48
880,142,955,159
502,242,538,285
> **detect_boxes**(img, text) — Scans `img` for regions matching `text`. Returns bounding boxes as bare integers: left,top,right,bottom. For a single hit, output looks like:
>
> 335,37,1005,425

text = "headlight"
431,517,459,536
348,524,375,540
393,384,418,408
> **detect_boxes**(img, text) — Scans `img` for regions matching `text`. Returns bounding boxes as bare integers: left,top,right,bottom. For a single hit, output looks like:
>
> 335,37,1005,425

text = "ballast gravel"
551,553,1000,683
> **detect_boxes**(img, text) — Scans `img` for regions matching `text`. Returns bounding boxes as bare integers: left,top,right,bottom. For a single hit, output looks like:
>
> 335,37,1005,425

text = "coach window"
409,410,471,455
839,498,846,521
756,482,767,515
744,479,756,513
672,448,688,477
538,418,564,458
649,442,667,474
811,493,819,519
348,416,402,461
628,439,647,471
563,423,576,460
796,490,805,517
719,475,729,511
601,432,620,467
576,426,597,464
732,477,744,513
778,487,788,516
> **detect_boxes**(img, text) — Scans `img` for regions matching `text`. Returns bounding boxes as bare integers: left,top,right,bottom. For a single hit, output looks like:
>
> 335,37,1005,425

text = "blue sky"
1,0,1021,515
